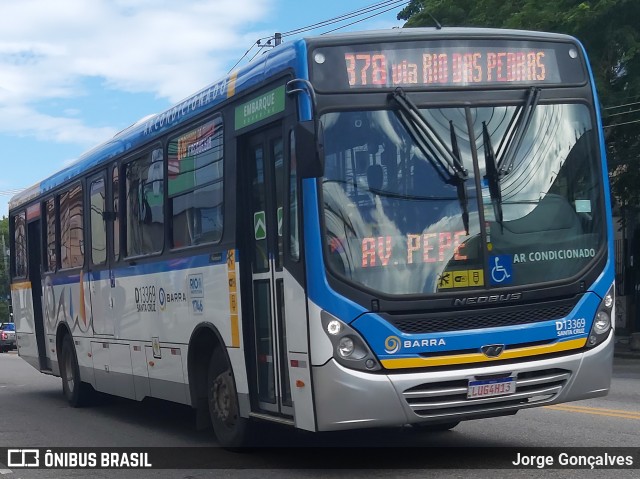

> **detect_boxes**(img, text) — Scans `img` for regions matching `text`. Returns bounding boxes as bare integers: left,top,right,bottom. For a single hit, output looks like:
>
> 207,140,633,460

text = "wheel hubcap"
212,372,233,424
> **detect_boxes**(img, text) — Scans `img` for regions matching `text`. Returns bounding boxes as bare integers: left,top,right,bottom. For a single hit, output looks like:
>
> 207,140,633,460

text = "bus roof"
304,26,577,46
9,27,579,212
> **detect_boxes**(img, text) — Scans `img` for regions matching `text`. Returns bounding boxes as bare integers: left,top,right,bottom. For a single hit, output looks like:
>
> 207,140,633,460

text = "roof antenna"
428,12,442,30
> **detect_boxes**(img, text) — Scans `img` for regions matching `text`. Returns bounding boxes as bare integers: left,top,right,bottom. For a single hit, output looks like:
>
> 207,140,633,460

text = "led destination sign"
345,48,557,87
311,40,586,91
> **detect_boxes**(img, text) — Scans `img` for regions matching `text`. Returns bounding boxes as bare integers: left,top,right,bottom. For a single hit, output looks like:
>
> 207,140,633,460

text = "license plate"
467,377,516,399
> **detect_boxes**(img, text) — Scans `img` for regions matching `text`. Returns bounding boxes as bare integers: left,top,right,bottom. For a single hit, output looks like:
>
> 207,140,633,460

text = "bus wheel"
207,348,248,448
60,335,91,407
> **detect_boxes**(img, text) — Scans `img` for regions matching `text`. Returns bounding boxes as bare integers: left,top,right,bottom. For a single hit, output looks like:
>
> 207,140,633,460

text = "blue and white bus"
9,27,614,447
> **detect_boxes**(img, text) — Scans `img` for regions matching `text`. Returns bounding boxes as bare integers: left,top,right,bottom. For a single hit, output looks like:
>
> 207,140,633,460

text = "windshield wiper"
390,88,468,181
482,87,541,231
498,86,541,176
482,122,503,229
450,120,469,235
390,88,470,234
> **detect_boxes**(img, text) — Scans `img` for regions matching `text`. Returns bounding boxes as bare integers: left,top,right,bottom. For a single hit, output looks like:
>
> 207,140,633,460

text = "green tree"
398,0,640,207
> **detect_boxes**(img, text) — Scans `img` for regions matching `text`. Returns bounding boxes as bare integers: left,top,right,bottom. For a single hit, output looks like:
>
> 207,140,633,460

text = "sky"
0,0,406,219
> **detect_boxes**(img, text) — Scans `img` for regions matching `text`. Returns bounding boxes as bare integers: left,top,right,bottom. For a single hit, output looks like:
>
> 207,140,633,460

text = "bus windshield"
320,102,605,295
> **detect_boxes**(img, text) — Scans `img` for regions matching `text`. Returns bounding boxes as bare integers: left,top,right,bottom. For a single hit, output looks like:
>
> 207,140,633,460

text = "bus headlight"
326,320,342,336
338,337,355,357
593,311,610,334
321,311,381,371
586,284,614,348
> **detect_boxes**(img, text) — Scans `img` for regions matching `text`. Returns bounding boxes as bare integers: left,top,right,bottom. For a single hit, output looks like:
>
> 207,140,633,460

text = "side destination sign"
235,85,285,130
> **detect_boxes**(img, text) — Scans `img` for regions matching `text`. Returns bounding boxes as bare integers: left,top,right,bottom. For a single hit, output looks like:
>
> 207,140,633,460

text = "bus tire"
207,347,248,448
60,335,91,407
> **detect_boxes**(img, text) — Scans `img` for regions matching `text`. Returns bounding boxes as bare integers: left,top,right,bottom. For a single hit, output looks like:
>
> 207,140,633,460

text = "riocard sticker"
254,211,266,240
235,85,285,130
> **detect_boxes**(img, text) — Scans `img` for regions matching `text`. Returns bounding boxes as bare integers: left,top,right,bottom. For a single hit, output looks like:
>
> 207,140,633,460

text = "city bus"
9,27,614,447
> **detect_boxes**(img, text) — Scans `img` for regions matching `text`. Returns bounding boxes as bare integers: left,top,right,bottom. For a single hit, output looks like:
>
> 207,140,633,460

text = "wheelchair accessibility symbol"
489,255,513,285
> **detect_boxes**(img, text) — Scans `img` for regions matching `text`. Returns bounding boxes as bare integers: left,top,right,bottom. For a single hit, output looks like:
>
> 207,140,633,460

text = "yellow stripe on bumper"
380,338,587,369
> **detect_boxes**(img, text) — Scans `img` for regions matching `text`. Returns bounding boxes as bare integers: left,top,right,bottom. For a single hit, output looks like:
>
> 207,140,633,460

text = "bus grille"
386,301,576,334
402,368,571,418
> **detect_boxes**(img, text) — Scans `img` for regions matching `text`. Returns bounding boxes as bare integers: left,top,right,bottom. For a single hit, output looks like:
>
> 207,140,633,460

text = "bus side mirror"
295,121,324,178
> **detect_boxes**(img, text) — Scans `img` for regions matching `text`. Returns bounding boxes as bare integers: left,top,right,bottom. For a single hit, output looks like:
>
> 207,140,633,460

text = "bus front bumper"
312,333,613,431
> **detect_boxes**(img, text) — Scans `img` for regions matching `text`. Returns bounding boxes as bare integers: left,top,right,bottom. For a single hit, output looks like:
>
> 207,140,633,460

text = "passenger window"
60,184,84,269
13,211,27,277
125,149,165,256
45,198,57,271
113,166,120,261
168,116,224,248
90,177,107,265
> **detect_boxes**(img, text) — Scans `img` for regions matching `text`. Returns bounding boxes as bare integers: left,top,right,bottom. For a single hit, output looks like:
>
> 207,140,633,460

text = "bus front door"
242,127,293,418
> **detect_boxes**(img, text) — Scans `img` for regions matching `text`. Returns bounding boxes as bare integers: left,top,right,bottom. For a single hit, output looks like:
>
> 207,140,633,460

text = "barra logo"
158,288,187,311
384,336,447,354
405,338,446,348
384,336,401,354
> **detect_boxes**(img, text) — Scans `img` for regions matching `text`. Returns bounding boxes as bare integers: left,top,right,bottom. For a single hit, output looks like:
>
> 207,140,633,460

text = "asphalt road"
0,350,638,478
